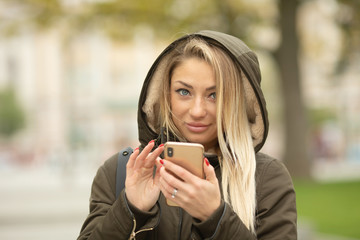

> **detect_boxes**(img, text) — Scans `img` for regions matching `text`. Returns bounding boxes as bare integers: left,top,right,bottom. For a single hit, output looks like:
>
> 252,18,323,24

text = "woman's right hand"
125,140,164,212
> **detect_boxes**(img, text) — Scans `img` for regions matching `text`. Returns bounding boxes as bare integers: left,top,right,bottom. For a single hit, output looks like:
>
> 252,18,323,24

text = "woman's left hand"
158,158,221,221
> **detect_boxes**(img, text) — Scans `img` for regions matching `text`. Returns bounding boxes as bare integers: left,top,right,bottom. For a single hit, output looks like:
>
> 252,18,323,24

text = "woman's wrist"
199,198,222,221
125,191,155,213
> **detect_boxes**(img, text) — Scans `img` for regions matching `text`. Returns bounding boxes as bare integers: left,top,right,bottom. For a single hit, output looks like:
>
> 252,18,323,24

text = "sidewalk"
0,166,94,240
0,165,359,240
298,221,360,240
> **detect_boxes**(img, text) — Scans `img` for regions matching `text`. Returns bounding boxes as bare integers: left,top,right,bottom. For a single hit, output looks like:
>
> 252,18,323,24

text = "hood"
137,30,269,153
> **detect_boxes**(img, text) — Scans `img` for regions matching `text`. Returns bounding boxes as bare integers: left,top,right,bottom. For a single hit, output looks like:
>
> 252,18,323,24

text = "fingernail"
205,158,210,166
160,159,164,165
148,140,155,144
134,147,139,151
159,143,164,147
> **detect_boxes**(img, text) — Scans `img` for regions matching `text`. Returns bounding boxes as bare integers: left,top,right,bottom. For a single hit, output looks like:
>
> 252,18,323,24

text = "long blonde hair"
160,37,256,233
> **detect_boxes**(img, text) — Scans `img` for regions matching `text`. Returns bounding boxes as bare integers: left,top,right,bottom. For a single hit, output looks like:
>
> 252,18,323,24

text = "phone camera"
167,147,173,157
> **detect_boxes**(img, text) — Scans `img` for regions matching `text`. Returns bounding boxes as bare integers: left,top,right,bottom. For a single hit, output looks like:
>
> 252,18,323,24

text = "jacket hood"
137,30,269,152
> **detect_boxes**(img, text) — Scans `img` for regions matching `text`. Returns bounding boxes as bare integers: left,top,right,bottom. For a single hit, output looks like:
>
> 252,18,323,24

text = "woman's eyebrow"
206,86,216,91
175,80,193,89
175,81,216,91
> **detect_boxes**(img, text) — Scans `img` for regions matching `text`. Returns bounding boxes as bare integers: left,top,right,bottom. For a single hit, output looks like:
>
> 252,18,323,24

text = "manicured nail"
148,140,155,144
160,159,164,165
159,144,164,148
205,158,209,166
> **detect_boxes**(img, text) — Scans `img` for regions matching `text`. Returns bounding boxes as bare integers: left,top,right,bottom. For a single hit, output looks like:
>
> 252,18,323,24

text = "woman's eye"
209,92,216,100
177,89,190,96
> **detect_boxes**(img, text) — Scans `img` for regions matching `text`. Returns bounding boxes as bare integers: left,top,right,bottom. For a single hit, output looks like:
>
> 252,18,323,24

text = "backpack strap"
116,147,133,199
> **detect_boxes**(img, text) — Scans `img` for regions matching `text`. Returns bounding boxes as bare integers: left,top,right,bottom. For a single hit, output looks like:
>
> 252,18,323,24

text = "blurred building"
0,0,359,176
299,0,360,179
0,27,162,172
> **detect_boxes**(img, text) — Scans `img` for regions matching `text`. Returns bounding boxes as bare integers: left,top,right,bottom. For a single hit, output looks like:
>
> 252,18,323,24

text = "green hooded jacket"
78,30,297,240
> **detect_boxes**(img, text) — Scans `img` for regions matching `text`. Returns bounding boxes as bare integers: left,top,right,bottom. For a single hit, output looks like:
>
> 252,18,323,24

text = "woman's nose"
189,98,207,118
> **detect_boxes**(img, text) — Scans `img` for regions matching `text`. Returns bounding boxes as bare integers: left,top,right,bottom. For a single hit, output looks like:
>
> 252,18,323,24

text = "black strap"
116,147,133,199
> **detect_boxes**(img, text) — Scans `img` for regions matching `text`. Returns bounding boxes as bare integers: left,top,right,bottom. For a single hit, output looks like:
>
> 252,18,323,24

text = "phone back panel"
164,142,204,178
164,142,204,206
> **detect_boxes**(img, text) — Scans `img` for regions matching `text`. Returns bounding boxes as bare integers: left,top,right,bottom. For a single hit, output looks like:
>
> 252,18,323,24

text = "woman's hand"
125,140,164,212
158,158,221,221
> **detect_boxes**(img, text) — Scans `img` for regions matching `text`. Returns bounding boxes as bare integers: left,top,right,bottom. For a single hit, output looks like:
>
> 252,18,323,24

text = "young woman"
78,30,297,240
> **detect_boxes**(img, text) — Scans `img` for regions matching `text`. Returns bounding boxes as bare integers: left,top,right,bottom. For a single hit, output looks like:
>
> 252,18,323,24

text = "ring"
171,188,178,198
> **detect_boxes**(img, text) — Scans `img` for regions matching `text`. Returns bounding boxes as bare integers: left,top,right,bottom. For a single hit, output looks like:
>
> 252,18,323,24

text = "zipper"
128,218,154,240
134,227,154,238
124,192,162,239
128,218,136,240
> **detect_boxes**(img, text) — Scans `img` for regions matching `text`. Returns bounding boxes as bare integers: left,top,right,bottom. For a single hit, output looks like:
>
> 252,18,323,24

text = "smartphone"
164,142,204,206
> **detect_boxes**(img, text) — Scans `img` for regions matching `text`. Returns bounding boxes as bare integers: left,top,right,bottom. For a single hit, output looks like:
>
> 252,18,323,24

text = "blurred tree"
0,0,63,35
275,0,311,178
335,0,360,75
0,88,26,138
6,0,346,178
0,0,265,42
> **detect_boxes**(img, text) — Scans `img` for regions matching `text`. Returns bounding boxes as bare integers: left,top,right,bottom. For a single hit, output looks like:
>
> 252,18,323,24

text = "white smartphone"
164,142,204,206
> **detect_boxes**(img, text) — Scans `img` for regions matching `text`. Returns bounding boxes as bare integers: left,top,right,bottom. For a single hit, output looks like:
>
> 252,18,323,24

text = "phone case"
164,142,204,206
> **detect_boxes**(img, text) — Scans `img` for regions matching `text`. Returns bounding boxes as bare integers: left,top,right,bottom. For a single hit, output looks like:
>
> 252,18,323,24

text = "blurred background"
0,0,359,239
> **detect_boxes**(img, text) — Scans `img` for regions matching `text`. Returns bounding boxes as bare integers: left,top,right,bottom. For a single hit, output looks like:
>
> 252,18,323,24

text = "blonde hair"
160,37,256,233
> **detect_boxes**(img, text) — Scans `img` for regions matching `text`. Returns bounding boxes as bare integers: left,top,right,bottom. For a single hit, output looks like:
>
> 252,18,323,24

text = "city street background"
0,0,359,239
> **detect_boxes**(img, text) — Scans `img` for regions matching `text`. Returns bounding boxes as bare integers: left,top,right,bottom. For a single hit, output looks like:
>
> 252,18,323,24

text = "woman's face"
170,57,218,152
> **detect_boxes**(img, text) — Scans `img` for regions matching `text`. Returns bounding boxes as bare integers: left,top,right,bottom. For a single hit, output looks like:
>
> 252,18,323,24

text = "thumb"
203,158,217,182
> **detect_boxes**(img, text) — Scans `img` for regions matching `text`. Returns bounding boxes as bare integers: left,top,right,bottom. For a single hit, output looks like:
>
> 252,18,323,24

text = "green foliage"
0,0,63,35
334,0,360,75
308,107,337,127
77,0,267,43
294,180,360,238
0,0,267,45
0,88,26,137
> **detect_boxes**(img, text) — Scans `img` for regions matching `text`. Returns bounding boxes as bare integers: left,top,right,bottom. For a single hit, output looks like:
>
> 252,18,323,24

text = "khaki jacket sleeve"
255,158,297,239
191,202,256,240
77,154,160,240
190,158,297,240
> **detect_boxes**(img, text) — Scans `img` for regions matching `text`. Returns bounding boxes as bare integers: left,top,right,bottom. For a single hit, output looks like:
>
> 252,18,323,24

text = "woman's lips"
186,122,210,133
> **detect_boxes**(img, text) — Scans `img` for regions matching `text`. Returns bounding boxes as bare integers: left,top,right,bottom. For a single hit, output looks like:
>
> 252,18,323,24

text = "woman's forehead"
171,58,216,88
